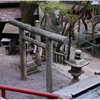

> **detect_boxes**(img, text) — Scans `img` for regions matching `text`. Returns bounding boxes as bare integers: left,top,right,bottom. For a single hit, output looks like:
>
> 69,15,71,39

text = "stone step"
26,60,36,67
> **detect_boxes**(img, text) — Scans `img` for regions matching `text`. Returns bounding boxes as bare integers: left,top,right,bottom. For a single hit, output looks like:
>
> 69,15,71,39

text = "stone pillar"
35,20,42,66
46,38,53,93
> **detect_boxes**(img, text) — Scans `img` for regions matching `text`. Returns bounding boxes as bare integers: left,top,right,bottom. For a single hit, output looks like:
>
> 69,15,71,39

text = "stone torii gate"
9,19,68,93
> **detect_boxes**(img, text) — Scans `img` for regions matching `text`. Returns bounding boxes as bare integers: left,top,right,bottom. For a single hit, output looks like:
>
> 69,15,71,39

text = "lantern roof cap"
64,59,89,67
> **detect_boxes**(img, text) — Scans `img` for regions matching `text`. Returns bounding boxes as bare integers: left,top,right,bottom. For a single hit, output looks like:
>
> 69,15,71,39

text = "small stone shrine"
27,42,39,74
19,41,39,75
64,50,90,85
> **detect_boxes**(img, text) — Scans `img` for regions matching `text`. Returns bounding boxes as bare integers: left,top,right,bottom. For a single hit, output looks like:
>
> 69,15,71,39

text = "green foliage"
82,1,96,11
40,2,54,14
50,2,69,15
20,1,40,7
41,2,67,14
40,1,78,23
23,0,40,3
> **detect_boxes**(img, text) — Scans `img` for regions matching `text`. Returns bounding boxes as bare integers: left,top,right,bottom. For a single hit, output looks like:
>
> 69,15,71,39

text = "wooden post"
19,28,27,80
35,20,41,66
46,38,53,93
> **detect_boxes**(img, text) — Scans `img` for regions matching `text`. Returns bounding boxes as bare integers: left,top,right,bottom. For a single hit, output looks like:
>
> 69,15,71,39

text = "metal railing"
78,36,100,57
0,85,72,99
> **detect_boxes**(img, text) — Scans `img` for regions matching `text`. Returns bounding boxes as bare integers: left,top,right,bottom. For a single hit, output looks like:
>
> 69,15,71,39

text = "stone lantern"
64,50,90,85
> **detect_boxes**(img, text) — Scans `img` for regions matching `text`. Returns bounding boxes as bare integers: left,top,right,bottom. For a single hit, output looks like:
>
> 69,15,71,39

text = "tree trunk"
67,28,72,60
61,20,68,35
20,1,38,26
92,20,100,44
81,19,88,30
56,1,89,52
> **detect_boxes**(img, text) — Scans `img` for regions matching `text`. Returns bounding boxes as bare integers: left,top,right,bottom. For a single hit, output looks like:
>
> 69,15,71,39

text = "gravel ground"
0,46,71,99
0,41,100,99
